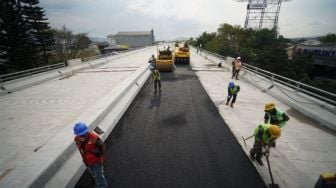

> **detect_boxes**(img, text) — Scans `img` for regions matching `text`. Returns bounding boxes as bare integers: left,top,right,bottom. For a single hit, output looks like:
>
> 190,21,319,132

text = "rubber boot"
230,103,234,108
256,156,264,166
249,149,256,161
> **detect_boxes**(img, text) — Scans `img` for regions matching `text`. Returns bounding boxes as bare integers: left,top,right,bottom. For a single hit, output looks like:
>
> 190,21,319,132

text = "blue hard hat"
229,81,234,88
73,122,89,136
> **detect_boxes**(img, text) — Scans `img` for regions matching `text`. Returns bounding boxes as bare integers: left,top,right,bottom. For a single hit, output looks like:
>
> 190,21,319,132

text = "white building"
107,30,155,48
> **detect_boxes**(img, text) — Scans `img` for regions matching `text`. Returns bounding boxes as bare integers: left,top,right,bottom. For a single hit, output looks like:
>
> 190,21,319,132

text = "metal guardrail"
192,46,336,106
243,64,336,106
0,46,146,83
0,63,65,83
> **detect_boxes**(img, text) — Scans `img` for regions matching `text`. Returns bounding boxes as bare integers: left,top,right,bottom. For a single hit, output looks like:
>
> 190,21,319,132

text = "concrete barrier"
0,47,152,97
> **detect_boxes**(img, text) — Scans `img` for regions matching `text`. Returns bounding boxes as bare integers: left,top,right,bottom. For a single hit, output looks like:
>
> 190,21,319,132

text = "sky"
39,0,336,41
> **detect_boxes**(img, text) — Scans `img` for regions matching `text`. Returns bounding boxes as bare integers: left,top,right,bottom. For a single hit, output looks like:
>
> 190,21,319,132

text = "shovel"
265,153,280,188
242,135,254,147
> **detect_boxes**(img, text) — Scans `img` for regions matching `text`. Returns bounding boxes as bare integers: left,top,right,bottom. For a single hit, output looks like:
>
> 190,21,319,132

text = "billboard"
248,0,267,9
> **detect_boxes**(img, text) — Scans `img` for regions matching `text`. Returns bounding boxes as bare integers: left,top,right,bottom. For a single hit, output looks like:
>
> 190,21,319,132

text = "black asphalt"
76,65,267,188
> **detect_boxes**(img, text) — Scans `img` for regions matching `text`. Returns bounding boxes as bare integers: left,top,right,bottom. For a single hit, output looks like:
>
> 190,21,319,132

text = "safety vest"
265,109,285,128
253,124,273,144
229,86,239,95
152,70,160,80
75,132,103,166
234,60,241,70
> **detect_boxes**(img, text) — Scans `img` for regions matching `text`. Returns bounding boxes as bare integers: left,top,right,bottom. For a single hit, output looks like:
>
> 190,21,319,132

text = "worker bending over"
264,102,290,128
226,81,240,108
250,124,281,166
74,122,108,188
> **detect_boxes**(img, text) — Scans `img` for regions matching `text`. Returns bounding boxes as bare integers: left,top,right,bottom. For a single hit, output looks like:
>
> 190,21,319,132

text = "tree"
51,26,90,65
21,0,55,65
0,0,54,73
320,33,336,44
0,0,37,73
248,28,290,74
195,32,216,49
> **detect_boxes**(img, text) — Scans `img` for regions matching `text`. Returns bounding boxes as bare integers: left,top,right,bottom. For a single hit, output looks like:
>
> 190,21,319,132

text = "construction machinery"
174,42,190,64
156,48,175,72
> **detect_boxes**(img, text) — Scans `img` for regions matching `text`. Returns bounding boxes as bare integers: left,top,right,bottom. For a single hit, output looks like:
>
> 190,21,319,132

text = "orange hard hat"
269,125,281,138
265,102,275,111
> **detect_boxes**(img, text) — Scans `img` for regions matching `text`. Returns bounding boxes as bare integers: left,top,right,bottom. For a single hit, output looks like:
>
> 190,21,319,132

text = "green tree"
248,29,289,74
320,33,336,44
21,0,55,65
51,26,90,65
0,0,37,73
214,23,253,58
195,32,216,49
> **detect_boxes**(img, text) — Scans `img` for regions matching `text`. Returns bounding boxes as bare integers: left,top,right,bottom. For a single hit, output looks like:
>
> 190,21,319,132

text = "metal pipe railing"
0,63,65,82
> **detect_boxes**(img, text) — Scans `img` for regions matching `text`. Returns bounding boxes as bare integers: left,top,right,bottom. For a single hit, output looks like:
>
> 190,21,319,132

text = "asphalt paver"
76,65,267,188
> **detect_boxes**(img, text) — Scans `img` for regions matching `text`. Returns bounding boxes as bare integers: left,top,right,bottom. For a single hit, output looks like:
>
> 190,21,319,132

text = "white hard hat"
237,57,241,60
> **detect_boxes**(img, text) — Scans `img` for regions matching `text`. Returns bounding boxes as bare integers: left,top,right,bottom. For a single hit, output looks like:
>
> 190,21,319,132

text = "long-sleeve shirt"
228,85,240,96
264,109,290,128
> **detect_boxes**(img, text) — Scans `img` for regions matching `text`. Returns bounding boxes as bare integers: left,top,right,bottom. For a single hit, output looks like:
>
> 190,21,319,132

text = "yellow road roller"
174,42,190,64
156,49,175,72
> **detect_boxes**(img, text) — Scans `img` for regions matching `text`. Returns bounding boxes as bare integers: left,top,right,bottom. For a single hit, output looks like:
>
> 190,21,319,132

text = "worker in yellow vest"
152,68,161,93
264,102,290,128
250,124,281,166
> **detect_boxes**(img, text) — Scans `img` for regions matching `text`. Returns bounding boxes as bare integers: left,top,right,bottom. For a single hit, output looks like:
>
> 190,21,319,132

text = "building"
288,44,336,80
107,30,155,48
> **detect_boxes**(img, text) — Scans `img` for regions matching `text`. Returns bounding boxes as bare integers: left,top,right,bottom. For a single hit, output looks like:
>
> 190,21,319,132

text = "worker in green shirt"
226,81,240,108
250,124,281,166
264,102,290,128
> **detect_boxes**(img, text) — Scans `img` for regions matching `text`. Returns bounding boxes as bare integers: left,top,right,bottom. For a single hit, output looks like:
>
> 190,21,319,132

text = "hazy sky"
40,0,336,40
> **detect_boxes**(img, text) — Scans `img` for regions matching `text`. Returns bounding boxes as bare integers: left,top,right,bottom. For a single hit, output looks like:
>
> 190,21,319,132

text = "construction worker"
226,81,240,108
250,124,281,166
231,57,242,80
74,122,107,188
231,58,236,77
152,67,161,93
315,172,336,188
264,102,290,128
148,54,156,72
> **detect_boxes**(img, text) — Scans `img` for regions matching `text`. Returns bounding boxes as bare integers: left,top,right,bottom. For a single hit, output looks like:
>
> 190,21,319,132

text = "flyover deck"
0,46,335,188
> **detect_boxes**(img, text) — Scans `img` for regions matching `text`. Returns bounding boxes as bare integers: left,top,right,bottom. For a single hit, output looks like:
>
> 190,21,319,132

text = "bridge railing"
192,46,336,106
0,63,66,83
242,63,336,106
0,46,146,83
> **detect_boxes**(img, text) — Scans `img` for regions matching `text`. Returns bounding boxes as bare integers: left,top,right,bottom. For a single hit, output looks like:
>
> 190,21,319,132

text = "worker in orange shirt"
74,122,108,188
232,57,242,80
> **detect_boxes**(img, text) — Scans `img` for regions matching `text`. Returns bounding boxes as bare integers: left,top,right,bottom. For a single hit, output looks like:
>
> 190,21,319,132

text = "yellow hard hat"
265,102,275,111
269,125,281,138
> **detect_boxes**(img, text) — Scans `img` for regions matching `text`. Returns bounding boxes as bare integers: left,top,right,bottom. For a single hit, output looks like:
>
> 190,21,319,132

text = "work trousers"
87,163,108,188
227,94,237,104
232,69,240,79
154,79,161,91
250,139,263,160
